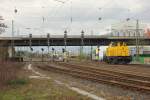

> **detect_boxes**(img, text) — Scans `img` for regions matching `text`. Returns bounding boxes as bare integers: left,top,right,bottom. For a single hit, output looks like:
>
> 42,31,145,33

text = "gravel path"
34,62,150,100
28,63,105,100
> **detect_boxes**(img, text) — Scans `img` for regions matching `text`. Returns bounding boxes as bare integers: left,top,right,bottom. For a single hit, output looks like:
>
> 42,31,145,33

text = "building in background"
107,20,146,37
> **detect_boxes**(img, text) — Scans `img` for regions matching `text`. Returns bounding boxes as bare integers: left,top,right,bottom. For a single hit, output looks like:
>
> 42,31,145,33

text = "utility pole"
80,30,84,60
64,31,67,62
29,34,32,63
11,20,14,58
11,8,18,58
29,34,32,50
64,30,67,51
136,19,140,61
47,33,50,60
90,30,93,61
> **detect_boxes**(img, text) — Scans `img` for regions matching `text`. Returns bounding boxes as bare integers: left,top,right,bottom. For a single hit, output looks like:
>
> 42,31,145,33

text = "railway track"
60,63,150,79
68,61,150,79
37,62,150,93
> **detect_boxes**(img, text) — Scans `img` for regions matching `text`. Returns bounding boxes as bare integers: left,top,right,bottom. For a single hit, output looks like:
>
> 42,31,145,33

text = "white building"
108,20,147,37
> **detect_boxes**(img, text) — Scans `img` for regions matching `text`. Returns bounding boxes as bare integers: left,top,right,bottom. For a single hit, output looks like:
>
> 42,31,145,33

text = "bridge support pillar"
8,47,15,58
0,41,9,61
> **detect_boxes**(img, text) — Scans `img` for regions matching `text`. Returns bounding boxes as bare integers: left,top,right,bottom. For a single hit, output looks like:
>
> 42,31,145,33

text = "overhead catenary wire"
8,0,146,36
7,0,70,35
76,0,116,34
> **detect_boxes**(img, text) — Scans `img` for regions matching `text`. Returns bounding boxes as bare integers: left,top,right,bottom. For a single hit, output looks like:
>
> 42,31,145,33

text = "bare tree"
0,16,7,34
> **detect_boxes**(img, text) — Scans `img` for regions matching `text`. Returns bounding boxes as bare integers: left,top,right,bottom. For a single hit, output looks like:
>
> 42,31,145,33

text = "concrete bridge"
0,35,149,46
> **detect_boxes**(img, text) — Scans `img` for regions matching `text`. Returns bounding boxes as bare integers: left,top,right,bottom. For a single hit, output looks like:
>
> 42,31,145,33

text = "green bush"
7,79,28,86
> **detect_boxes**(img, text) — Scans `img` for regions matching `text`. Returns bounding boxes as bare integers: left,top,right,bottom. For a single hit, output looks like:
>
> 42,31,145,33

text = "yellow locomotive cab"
104,42,132,64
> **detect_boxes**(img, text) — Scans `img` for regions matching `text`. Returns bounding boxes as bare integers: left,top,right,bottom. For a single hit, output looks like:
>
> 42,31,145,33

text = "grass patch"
7,79,28,86
0,62,24,89
0,79,91,100
0,92,25,100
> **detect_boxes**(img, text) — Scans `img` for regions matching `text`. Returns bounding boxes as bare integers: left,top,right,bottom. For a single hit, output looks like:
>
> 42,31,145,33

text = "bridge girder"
0,35,149,46
0,38,149,46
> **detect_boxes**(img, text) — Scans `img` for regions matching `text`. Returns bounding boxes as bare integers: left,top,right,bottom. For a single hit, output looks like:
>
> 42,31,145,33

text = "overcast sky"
0,0,150,36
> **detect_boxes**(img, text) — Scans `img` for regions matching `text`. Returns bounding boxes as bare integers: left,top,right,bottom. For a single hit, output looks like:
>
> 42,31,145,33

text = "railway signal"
30,47,33,51
41,48,44,62
81,32,84,52
51,48,54,51
62,48,65,53
30,47,33,63
29,34,32,49
29,34,33,62
64,30,67,51
52,48,55,62
41,48,44,51
81,30,84,46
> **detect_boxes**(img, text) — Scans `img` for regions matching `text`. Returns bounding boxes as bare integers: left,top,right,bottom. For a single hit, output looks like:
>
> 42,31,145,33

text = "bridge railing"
0,34,149,40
